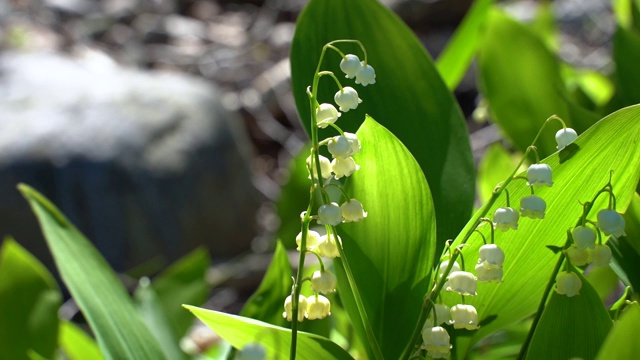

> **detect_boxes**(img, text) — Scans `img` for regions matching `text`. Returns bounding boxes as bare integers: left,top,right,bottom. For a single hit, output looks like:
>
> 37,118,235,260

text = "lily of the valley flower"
334,86,362,112
566,245,589,267
331,157,359,179
572,226,596,250
341,199,368,222
475,263,503,283
296,230,321,251
283,295,307,322
555,271,582,297
493,207,519,231
478,244,505,267
355,62,376,86
316,103,341,128
590,244,612,266
520,195,546,219
317,233,341,258
344,132,361,154
306,155,332,180
421,326,451,359
438,260,461,277
318,203,342,226
449,304,479,330
327,135,353,159
306,295,331,320
311,269,337,294
555,128,578,150
424,304,451,328
446,271,478,296
597,209,626,239
526,164,554,187
340,54,361,79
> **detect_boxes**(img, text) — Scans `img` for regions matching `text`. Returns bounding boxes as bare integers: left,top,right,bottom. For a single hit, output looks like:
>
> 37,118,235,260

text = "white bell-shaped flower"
334,86,362,112
475,262,503,283
526,164,553,187
421,326,451,359
438,260,461,278
478,244,505,267
589,244,612,267
327,135,353,159
520,195,546,219
283,295,307,322
316,103,341,129
340,54,361,79
344,132,361,154
446,271,477,296
566,244,589,266
296,230,321,251
236,343,266,360
341,199,368,222
306,295,331,320
555,128,578,150
311,269,337,294
493,207,519,231
449,304,479,330
423,304,451,328
331,157,359,179
555,271,581,297
572,226,596,250
355,62,376,86
306,154,332,180
597,209,626,239
318,202,342,226
317,233,341,258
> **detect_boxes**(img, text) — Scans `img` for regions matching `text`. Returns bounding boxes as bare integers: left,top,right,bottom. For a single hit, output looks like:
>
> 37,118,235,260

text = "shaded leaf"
596,303,640,359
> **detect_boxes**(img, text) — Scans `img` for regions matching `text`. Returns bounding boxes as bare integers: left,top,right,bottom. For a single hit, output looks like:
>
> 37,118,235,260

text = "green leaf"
525,271,612,360
18,184,167,360
477,143,524,205
183,305,353,360
59,321,104,360
448,105,640,357
613,26,640,106
436,0,494,90
153,247,211,339
596,303,640,359
333,116,435,359
0,238,61,360
291,0,474,250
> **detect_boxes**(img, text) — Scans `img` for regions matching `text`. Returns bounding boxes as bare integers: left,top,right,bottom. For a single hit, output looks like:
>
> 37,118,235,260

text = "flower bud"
306,155,332,180
283,295,307,322
355,63,376,86
597,209,626,239
446,271,477,296
340,54,361,79
449,304,479,330
572,226,596,250
331,157,359,179
327,136,353,159
520,195,546,219
555,128,578,150
318,203,342,226
343,132,361,154
555,271,581,297
306,295,331,320
311,269,337,294
334,86,362,112
341,199,368,222
296,230,321,251
421,326,451,359
566,245,589,267
316,103,340,129
493,207,519,231
589,244,612,267
526,164,553,187
475,262,503,283
317,233,341,258
423,304,451,328
478,244,505,267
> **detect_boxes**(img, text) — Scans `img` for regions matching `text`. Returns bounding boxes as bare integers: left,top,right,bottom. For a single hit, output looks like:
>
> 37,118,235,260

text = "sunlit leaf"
596,303,640,359
19,184,167,360
477,143,524,205
59,321,103,360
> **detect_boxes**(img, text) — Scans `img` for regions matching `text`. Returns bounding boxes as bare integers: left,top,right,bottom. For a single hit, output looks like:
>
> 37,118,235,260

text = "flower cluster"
282,294,331,322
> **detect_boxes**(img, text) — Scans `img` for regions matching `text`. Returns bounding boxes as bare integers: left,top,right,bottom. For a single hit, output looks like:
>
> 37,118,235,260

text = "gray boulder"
0,50,260,272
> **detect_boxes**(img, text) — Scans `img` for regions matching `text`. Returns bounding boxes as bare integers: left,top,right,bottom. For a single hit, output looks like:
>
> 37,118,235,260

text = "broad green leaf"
184,305,353,360
153,247,211,339
19,184,167,360
335,116,435,359
291,0,474,250
447,105,640,357
613,26,640,106
0,238,60,360
596,303,640,360
59,321,104,360
608,193,640,291
525,271,612,360
477,143,525,205
436,0,494,90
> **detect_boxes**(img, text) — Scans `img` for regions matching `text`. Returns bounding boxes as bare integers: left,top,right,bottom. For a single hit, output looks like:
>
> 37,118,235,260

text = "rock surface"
0,50,261,271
